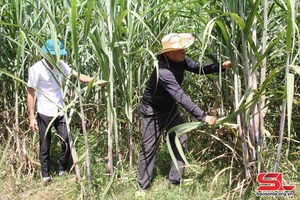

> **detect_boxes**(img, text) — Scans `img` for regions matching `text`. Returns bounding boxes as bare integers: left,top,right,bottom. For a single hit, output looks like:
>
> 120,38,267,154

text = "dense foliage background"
0,0,299,199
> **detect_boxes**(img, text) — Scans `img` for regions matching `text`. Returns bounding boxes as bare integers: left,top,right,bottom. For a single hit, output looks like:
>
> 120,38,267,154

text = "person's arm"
185,57,231,74
72,71,107,86
159,68,216,124
59,60,105,85
72,71,94,82
27,87,38,132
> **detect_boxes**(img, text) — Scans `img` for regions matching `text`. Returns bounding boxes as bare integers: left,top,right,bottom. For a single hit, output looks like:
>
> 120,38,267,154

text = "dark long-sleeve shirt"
140,54,222,120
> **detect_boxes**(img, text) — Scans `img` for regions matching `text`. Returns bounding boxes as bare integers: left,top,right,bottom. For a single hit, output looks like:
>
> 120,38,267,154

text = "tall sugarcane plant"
202,0,299,181
202,0,299,183
274,0,298,172
166,0,299,195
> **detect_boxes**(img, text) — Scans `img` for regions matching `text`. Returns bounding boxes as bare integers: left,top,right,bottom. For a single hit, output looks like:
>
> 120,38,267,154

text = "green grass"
0,142,246,199
0,163,230,200
1,137,299,200
1,173,298,200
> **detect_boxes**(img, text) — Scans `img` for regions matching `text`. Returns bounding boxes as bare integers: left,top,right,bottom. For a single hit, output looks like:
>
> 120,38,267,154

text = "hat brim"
156,34,195,55
156,47,185,55
42,46,67,56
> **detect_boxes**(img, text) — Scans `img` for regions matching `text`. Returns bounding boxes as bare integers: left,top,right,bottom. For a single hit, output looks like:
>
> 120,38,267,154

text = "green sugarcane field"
0,0,299,199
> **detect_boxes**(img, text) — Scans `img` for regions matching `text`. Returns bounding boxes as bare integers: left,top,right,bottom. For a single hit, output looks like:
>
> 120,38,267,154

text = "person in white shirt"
27,39,102,185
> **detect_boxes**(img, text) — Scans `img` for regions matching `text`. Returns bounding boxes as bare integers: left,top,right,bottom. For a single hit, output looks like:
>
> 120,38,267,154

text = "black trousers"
37,113,70,177
137,106,187,190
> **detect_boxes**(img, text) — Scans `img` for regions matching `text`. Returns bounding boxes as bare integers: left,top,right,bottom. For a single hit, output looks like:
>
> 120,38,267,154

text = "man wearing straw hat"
137,33,231,194
27,39,104,185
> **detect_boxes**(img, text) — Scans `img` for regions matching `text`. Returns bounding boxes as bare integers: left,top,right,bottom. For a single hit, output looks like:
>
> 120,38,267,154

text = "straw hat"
156,33,195,55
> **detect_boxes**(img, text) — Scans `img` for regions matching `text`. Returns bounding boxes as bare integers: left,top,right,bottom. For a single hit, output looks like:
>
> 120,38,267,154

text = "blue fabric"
42,39,67,56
